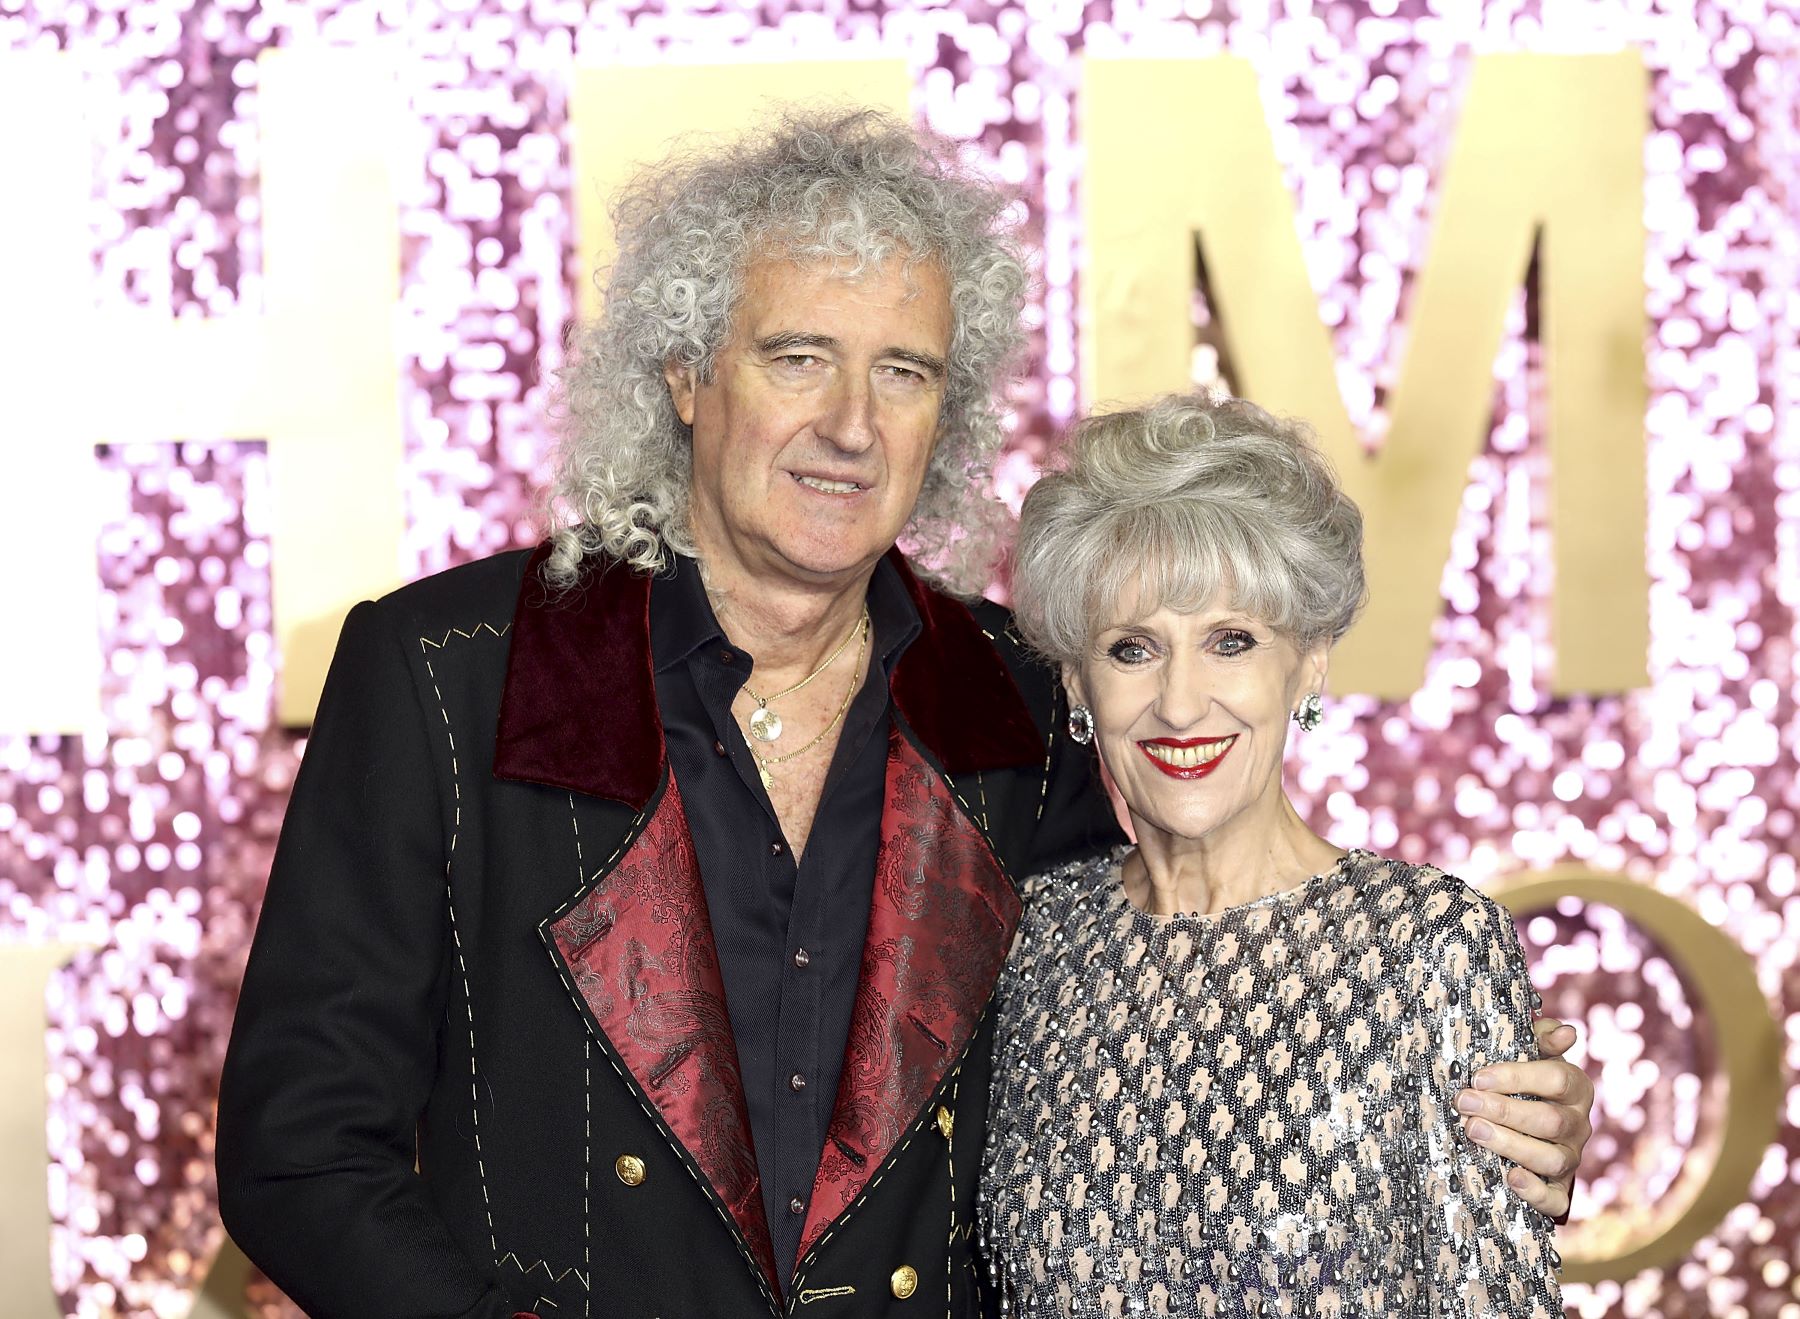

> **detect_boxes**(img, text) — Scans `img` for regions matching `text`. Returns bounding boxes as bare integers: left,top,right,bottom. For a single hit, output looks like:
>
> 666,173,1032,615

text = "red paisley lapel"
542,774,780,1290
798,728,1023,1258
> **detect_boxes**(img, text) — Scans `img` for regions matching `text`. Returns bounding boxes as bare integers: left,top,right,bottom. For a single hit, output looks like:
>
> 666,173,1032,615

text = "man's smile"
792,471,870,496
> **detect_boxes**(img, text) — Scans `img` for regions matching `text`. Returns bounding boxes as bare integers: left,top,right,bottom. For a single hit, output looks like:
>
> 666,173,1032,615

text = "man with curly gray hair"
218,111,1591,1319
544,105,1024,595
218,107,1122,1319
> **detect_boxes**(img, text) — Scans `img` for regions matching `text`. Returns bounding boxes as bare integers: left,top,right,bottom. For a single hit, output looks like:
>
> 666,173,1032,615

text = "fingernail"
1508,1169,1529,1191
1473,1071,1499,1090
1454,1092,1481,1115
1468,1119,1494,1143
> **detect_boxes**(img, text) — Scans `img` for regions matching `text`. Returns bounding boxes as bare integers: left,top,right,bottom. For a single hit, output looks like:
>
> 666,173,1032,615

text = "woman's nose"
1153,651,1212,731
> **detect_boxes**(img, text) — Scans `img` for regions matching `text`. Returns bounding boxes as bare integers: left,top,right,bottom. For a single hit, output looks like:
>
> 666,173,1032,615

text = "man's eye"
1106,638,1154,664
1214,629,1258,657
878,363,925,383
776,354,822,369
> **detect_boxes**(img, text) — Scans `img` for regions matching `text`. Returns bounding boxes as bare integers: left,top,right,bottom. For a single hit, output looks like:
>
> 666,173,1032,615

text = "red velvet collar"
494,545,1043,807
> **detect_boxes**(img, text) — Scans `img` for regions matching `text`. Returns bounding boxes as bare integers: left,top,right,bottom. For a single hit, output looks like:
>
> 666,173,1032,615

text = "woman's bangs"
1082,507,1239,633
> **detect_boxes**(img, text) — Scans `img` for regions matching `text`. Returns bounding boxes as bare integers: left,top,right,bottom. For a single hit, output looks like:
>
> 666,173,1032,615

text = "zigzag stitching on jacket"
538,790,782,1315
494,1253,592,1290
569,792,593,1319
419,621,513,650
418,625,509,1258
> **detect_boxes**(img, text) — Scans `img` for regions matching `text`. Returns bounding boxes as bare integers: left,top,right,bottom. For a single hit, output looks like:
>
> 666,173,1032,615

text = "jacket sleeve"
216,600,515,1319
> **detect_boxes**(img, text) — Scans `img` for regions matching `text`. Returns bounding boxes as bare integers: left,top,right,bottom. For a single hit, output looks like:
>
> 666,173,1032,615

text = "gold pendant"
757,762,773,790
748,705,782,742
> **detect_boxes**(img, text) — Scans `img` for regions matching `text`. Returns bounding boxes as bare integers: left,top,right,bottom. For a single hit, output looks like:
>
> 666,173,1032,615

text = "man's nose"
817,371,878,454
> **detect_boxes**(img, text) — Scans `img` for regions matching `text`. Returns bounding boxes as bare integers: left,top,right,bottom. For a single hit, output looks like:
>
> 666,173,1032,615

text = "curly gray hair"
543,107,1029,594
1011,393,1367,665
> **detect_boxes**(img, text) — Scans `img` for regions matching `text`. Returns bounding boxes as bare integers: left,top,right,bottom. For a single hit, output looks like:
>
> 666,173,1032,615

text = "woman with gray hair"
979,393,1565,1317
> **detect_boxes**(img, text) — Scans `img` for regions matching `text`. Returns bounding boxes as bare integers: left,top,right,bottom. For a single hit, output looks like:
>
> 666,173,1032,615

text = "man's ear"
663,359,698,427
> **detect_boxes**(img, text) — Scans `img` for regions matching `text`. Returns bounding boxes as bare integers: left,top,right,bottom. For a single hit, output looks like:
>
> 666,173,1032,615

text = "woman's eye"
1214,629,1258,657
1106,638,1154,664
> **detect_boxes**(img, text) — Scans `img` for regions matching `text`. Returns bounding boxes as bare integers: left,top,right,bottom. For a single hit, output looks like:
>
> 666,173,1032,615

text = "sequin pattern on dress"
979,849,1564,1318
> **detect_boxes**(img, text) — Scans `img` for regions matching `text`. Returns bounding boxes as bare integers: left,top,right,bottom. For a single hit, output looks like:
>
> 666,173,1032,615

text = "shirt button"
789,1196,805,1215
719,649,735,665
713,740,728,757
793,947,811,969
770,840,786,856
789,1072,807,1092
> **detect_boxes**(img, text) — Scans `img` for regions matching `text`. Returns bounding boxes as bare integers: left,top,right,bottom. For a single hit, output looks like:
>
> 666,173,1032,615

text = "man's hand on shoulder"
1454,1017,1592,1220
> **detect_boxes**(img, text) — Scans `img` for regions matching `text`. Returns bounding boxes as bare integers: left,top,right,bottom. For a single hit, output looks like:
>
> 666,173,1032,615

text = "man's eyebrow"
754,331,840,355
752,332,946,379
885,348,948,379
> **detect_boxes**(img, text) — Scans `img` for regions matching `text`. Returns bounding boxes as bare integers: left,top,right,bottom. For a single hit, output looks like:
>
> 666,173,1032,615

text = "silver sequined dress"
979,849,1563,1318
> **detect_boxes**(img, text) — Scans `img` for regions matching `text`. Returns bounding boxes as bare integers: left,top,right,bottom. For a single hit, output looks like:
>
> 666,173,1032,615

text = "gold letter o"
1495,868,1784,1283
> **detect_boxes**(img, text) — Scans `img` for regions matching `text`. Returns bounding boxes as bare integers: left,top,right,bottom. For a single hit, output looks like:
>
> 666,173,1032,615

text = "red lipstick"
1135,734,1237,780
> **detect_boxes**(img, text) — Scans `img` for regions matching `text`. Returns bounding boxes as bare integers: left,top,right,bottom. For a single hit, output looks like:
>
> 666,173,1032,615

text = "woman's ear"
1301,640,1331,705
1061,662,1088,712
663,359,698,426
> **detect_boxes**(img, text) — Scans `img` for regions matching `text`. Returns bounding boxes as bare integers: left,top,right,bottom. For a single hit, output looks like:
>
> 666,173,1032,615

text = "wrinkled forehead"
722,247,956,359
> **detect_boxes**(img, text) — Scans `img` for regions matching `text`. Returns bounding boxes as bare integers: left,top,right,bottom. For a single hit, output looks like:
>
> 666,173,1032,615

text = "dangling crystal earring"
1067,703,1094,745
1293,692,1324,732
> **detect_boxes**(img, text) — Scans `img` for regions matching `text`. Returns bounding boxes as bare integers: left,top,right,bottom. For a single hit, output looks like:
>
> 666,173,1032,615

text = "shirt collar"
495,543,1041,810
649,552,922,678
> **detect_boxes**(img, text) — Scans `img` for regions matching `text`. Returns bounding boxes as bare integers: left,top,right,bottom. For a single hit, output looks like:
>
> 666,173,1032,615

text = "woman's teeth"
797,476,862,494
1141,738,1233,768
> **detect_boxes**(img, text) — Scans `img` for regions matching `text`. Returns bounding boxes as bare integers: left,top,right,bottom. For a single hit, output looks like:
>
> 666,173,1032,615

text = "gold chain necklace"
748,611,870,789
738,606,870,744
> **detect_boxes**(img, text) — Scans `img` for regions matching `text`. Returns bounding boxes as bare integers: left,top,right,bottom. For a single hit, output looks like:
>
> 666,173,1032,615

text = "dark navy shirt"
649,553,921,1277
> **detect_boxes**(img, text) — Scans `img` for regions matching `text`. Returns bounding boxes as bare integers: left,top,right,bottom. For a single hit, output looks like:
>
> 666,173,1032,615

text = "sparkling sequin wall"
0,1,1795,1317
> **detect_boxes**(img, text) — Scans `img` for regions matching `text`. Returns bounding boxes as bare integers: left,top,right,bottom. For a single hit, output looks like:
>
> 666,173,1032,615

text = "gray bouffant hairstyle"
543,107,1029,594
1012,393,1367,665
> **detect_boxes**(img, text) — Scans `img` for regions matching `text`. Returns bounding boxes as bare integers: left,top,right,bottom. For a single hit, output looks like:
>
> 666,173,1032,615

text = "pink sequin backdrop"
1,1,1797,1316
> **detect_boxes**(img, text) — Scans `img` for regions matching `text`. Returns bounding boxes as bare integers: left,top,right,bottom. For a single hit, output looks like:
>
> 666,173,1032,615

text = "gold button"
614,1154,646,1187
890,1265,918,1299
935,1105,954,1141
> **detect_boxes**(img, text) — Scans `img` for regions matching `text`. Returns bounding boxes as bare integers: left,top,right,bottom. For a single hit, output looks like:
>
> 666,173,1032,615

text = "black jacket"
216,545,1122,1319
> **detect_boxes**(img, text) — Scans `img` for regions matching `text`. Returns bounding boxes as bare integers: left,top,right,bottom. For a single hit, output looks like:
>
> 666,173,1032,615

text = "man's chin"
771,535,893,585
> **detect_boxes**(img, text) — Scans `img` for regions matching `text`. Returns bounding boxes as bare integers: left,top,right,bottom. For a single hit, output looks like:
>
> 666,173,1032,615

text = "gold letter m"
1083,53,1648,699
